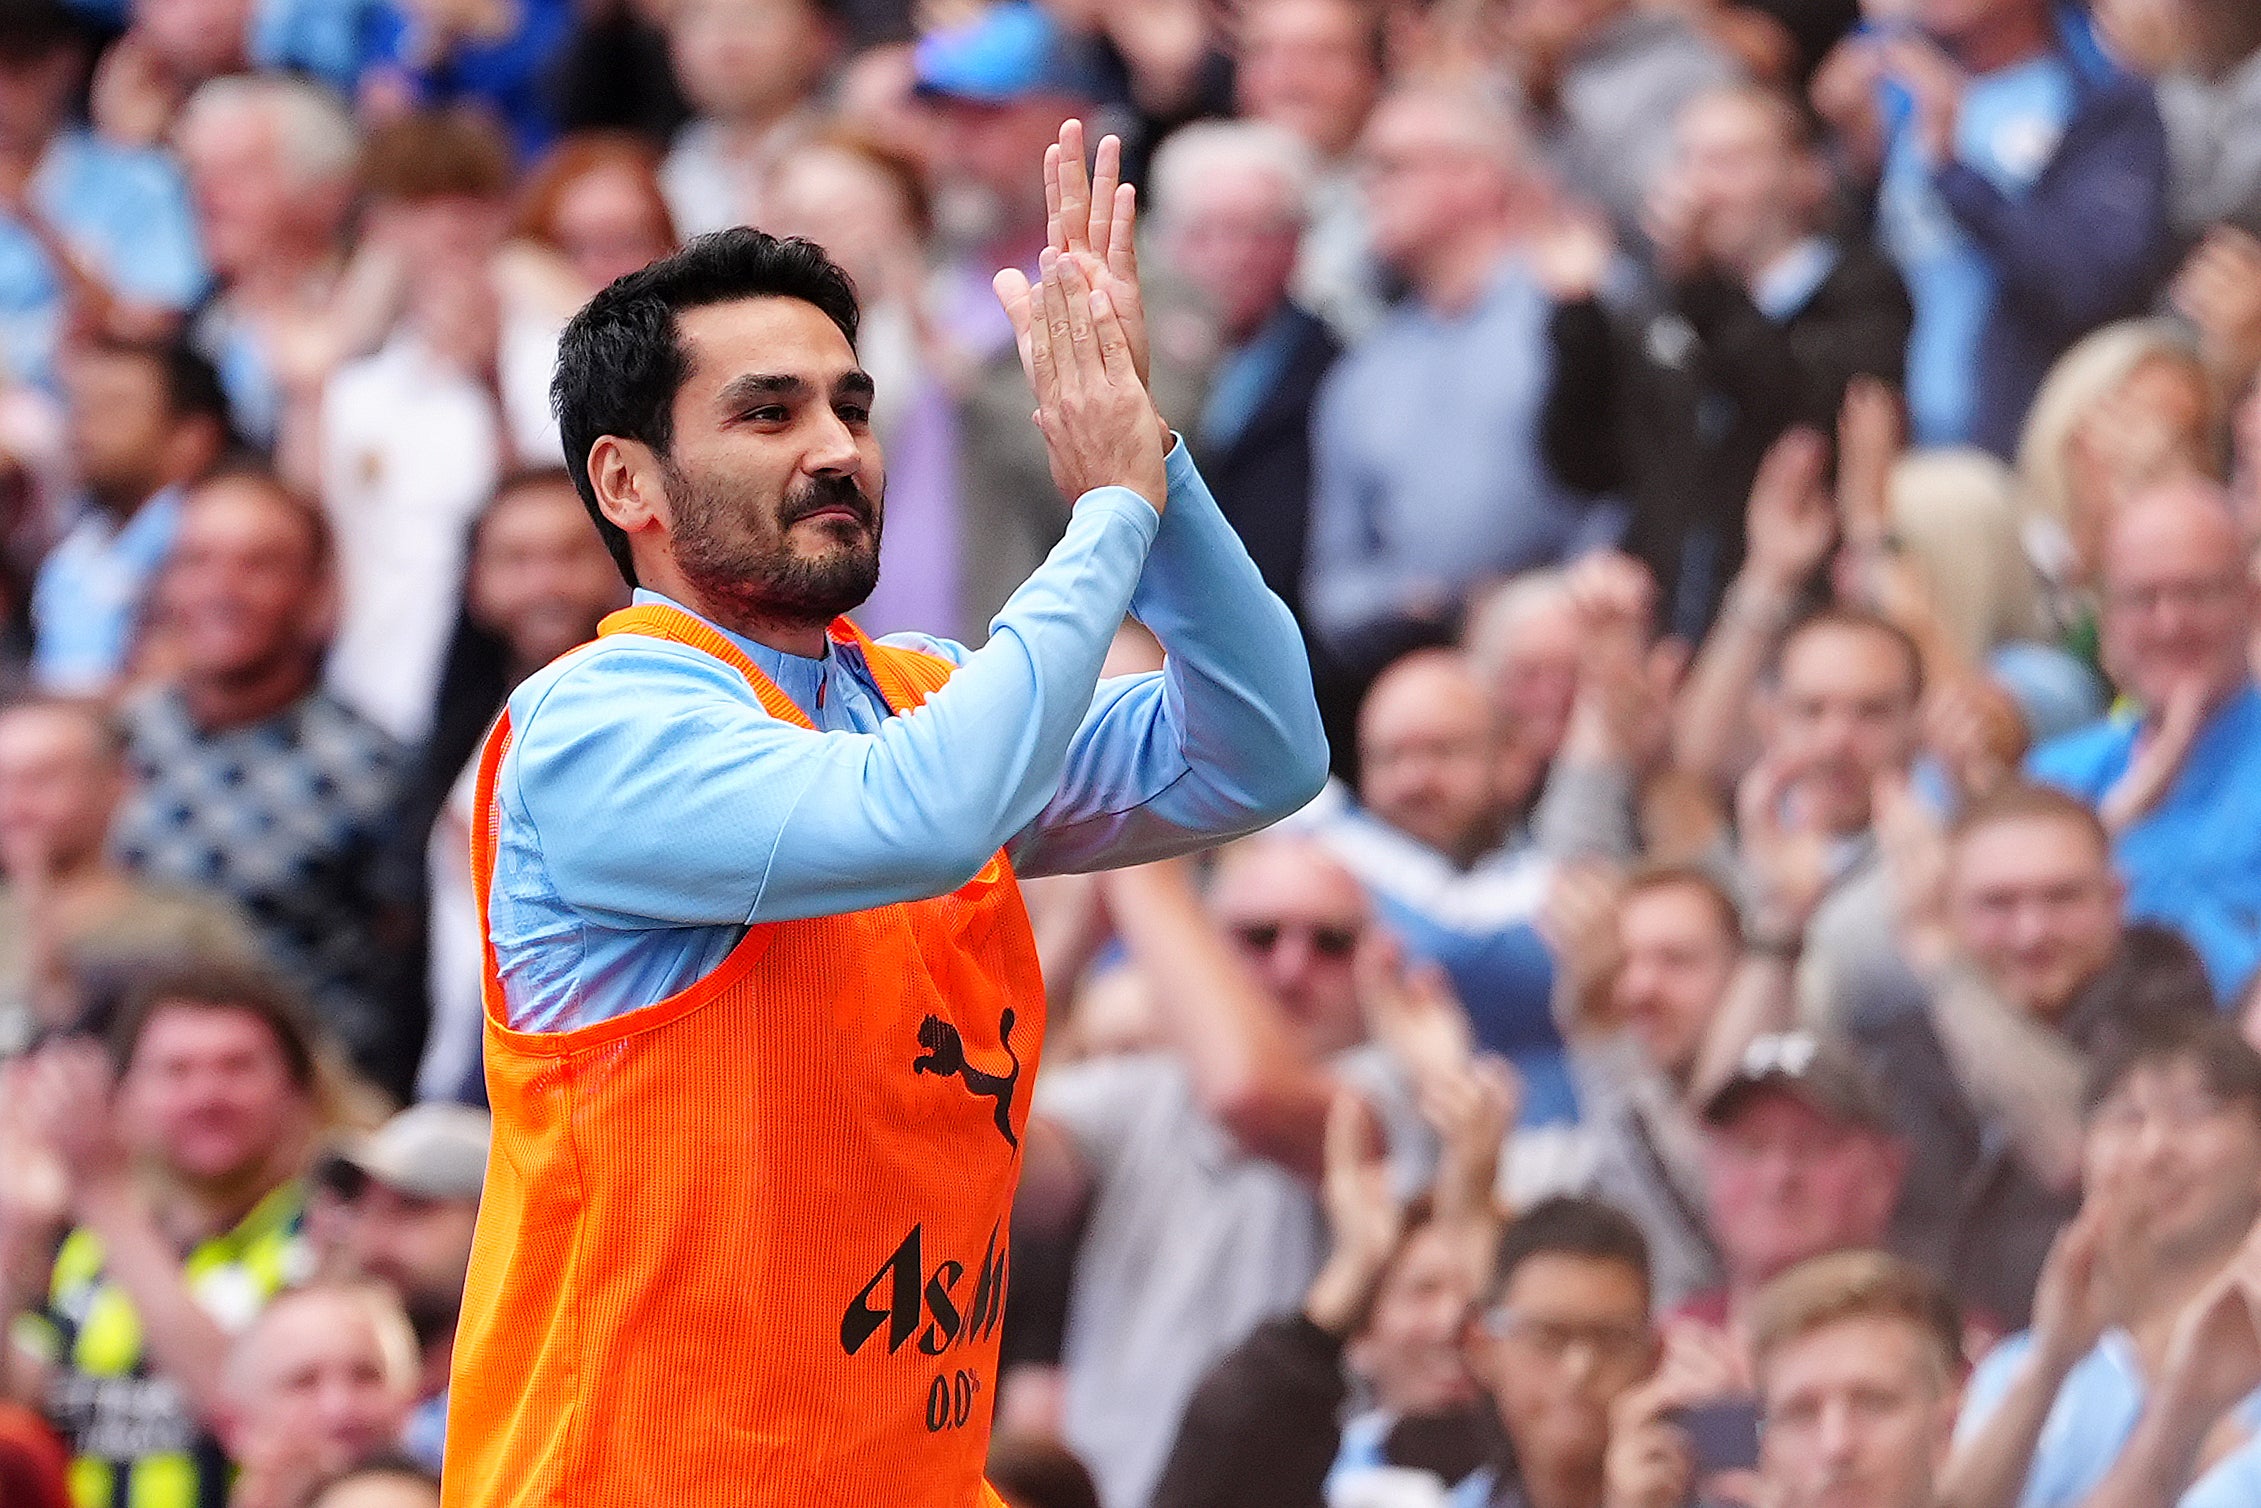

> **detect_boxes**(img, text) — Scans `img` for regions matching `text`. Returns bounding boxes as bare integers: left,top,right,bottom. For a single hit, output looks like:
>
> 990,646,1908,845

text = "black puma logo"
912,1010,1022,1149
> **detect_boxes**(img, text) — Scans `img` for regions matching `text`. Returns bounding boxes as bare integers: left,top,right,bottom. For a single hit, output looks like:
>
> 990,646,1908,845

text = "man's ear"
588,436,668,541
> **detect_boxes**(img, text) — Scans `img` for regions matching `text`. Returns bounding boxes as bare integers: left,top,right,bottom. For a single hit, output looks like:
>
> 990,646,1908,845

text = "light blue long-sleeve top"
488,441,1330,1031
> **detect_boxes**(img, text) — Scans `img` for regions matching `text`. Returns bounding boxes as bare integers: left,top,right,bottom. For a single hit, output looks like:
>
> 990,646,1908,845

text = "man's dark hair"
82,332,233,438
108,955,322,1091
985,1434,1101,1508
2085,1013,2261,1124
1482,1195,1651,1309
550,227,862,586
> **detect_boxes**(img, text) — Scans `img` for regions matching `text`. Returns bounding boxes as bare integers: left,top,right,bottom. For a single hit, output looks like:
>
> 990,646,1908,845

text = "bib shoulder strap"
597,604,814,730
830,618,959,713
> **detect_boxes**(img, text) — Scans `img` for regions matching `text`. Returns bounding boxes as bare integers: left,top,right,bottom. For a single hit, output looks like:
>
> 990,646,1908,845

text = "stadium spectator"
2095,0,2261,236
659,0,838,237
0,959,319,1506
1543,862,1744,1308
1493,0,1739,239
29,334,229,693
318,108,522,746
497,133,680,461
1459,1197,1661,1508
308,1456,444,1508
217,1281,419,1508
1148,1073,1512,1508
1678,1033,1921,1341
1749,1251,1965,1508
1538,82,1912,639
1872,779,2216,1327
1322,648,1573,1124
1152,120,1336,628
1942,1018,2261,1508
1304,82,1605,683
354,0,576,163
86,0,256,149
0,695,258,1053
1231,0,1386,337
112,473,408,1089
176,76,362,467
2028,479,2261,1004
0,0,207,388
1017,845,1444,1508
1462,570,1584,829
317,1105,488,1474
1822,0,2173,455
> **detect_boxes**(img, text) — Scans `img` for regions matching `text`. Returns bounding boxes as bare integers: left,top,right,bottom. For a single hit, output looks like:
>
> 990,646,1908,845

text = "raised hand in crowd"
1530,199,1616,305
2174,227,2261,401
1674,427,1835,793
1736,753,1835,947
1559,552,1685,778
1304,1090,1406,1339
1602,1325,1748,1508
1873,767,1954,978
1539,860,1629,1035
2099,675,2211,835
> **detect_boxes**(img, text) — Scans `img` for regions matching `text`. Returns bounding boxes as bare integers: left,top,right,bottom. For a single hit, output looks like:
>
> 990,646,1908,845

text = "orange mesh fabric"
445,607,1045,1508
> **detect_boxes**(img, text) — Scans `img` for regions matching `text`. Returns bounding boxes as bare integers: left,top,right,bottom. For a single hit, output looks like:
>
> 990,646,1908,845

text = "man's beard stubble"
662,457,883,629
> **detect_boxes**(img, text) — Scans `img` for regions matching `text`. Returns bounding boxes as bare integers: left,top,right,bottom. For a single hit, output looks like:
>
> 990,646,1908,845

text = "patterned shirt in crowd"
13,1182,308,1508
111,685,405,1075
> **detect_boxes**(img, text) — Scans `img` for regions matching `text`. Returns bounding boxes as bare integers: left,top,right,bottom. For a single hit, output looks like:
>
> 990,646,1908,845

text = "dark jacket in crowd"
1149,1313,1502,1508
1937,67,2173,458
1854,922,2215,1330
1543,243,1912,639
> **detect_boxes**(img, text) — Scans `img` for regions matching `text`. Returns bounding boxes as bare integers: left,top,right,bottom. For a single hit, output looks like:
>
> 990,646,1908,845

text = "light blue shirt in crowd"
1303,255,1615,659
1877,55,2074,446
0,131,206,389
29,488,183,693
489,443,1329,1032
2028,683,2261,1003
1957,1329,2261,1508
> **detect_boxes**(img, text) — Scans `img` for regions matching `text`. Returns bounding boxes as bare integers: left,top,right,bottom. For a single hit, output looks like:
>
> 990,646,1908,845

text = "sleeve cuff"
1072,483,1164,539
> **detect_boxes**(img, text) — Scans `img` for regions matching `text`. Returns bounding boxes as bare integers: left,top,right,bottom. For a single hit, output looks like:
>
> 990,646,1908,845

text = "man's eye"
838,404,871,425
745,406,789,423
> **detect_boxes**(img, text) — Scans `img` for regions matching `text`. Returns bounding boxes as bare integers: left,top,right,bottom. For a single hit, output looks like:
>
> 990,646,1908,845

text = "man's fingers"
1055,117,1091,253
1058,250,1098,358
1088,133,1121,254
1108,183,1140,277
1088,278,1139,386
995,268,1037,386
1027,261,1060,403
1043,142,1064,250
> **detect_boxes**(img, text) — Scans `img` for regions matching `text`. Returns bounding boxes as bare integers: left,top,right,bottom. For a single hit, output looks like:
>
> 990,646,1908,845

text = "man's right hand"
1002,248,1167,513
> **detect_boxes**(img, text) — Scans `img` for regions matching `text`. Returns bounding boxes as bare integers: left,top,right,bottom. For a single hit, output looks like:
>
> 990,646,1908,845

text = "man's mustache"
781,475,876,530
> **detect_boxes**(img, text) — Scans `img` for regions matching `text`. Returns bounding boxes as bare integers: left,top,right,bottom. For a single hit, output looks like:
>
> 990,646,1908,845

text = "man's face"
1768,626,1920,836
1358,659,1505,866
181,109,310,282
1164,163,1302,344
2099,490,2255,715
118,1003,307,1188
1913,0,2045,47
1348,1223,1482,1415
1235,0,1381,160
668,0,832,123
548,163,676,292
228,1292,412,1482
1476,592,1581,769
336,1180,480,1341
0,705,120,876
1357,96,1512,274
469,482,626,670
1702,1093,1905,1289
63,348,175,512
1467,1254,1653,1472
1760,1317,1958,1508
2084,1057,2261,1271
1612,883,1739,1083
1210,843,1370,1060
931,97,1078,237
650,298,885,627
1947,815,2121,1022
1668,93,1808,271
0,48,77,155
161,482,326,683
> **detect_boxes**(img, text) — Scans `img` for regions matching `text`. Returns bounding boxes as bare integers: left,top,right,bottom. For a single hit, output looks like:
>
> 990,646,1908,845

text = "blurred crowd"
0,0,2255,1500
